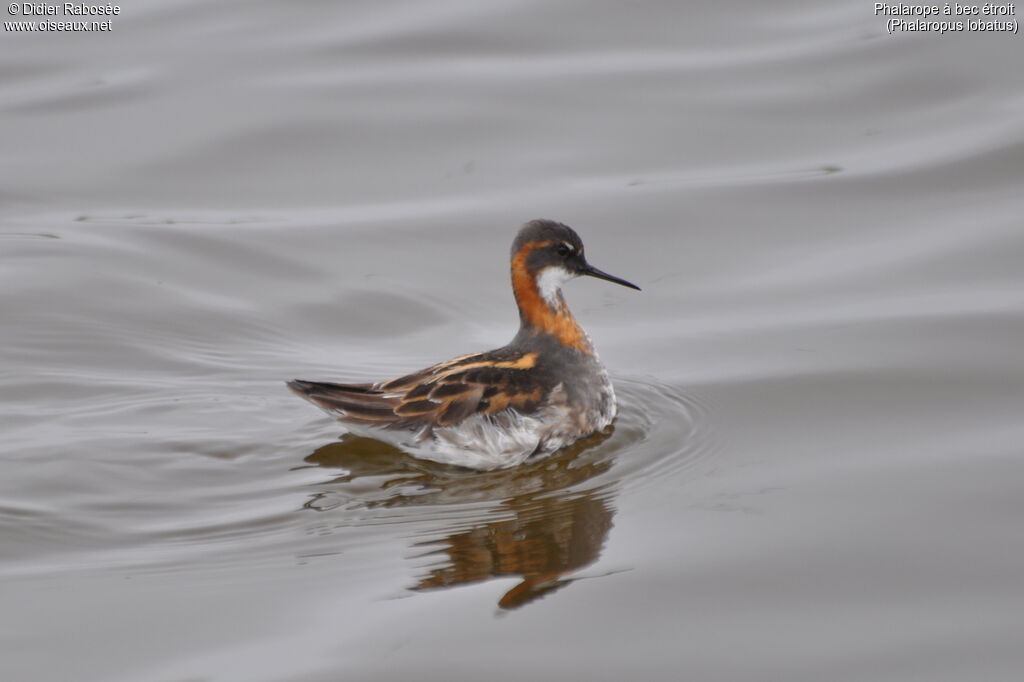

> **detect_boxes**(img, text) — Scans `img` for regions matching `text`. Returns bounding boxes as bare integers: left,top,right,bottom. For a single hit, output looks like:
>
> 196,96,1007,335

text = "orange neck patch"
511,244,592,353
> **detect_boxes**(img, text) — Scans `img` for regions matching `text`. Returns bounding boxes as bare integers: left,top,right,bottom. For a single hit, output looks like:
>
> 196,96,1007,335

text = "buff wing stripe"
288,351,545,428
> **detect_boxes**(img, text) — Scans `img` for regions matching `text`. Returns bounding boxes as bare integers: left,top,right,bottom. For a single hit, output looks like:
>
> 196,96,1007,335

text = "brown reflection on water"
412,488,613,609
303,431,617,609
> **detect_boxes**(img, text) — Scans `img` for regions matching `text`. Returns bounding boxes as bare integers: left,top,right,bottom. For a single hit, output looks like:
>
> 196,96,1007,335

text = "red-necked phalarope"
288,219,640,470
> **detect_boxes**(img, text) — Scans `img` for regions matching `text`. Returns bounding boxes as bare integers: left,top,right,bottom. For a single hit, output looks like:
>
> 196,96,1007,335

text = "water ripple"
295,376,716,518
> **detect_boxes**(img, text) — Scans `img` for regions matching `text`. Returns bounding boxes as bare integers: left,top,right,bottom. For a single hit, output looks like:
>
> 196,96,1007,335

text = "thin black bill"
582,264,641,291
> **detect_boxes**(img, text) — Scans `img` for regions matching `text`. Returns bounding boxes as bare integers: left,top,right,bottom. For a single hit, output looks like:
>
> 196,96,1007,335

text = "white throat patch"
536,266,575,307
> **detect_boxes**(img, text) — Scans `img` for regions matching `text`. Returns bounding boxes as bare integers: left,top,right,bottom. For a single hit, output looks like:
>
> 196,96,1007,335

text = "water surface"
3,2,1024,680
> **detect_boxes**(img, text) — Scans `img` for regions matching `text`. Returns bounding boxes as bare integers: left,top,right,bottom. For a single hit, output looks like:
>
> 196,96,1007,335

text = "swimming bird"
288,219,640,470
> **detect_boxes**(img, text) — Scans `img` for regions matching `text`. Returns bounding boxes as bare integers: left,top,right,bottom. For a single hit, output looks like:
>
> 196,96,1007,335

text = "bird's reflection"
303,430,618,609
410,486,613,609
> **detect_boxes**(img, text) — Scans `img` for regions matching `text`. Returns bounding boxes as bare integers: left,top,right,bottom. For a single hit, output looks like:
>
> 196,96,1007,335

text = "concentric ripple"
290,376,718,608
296,375,717,519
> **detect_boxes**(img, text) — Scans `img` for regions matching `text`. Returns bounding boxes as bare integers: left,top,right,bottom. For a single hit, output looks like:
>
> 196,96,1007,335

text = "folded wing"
287,348,546,429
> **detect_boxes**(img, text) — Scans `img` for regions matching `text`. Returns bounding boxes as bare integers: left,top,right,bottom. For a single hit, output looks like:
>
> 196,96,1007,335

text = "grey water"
3,1,1024,680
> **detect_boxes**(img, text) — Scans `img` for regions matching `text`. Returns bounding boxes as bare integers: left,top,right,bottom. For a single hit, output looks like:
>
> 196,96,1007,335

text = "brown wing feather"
288,348,547,429
286,379,399,425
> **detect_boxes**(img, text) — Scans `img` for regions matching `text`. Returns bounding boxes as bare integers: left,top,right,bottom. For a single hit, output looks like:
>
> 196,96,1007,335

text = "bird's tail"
287,379,400,425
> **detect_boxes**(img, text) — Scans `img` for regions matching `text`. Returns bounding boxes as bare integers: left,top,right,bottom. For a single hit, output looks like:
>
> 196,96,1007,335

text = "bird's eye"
556,243,572,258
